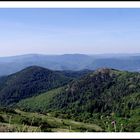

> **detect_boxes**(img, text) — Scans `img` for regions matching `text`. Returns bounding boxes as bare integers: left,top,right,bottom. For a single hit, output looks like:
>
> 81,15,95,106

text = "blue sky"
0,8,140,56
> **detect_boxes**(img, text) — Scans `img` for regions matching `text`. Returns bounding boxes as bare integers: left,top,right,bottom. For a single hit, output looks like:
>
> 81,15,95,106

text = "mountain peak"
17,66,51,75
22,65,47,71
0,65,72,106
95,67,113,74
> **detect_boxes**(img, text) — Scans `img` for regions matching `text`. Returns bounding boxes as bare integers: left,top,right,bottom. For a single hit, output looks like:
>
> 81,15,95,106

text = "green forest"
0,66,140,132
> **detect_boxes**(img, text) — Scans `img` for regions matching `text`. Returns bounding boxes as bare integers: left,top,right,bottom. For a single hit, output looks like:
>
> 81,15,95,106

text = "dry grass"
0,124,14,132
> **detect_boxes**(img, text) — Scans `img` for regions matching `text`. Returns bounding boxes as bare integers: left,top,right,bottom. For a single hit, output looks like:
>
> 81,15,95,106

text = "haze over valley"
0,53,140,76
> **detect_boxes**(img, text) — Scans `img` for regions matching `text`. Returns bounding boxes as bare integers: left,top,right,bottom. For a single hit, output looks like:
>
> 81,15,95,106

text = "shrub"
20,116,42,126
40,122,52,132
0,115,5,123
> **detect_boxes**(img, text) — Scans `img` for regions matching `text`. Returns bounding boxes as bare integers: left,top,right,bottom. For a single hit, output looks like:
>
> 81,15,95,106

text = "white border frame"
0,1,140,8
0,1,140,139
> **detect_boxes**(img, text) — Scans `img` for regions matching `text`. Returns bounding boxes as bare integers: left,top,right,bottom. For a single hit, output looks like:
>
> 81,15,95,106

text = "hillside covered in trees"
0,66,74,106
0,66,140,131
17,68,140,132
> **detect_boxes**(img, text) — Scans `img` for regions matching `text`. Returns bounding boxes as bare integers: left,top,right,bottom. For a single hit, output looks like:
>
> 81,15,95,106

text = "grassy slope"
17,87,65,113
0,109,102,132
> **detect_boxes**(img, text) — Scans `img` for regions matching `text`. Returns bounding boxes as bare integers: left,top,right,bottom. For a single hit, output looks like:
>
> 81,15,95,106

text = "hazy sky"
0,8,140,56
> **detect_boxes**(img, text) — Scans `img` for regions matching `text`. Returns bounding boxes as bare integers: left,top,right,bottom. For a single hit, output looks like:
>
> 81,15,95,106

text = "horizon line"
1,52,140,58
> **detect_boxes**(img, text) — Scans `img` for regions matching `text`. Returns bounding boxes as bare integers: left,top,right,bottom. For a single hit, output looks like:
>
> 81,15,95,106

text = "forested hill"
0,66,73,106
18,68,140,120
48,68,140,115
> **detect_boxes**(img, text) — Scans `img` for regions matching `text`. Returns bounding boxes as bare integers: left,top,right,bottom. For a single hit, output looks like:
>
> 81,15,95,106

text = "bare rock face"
96,67,111,74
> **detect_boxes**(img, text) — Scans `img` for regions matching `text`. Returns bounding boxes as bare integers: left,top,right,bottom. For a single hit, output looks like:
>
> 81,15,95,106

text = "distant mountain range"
1,53,140,76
